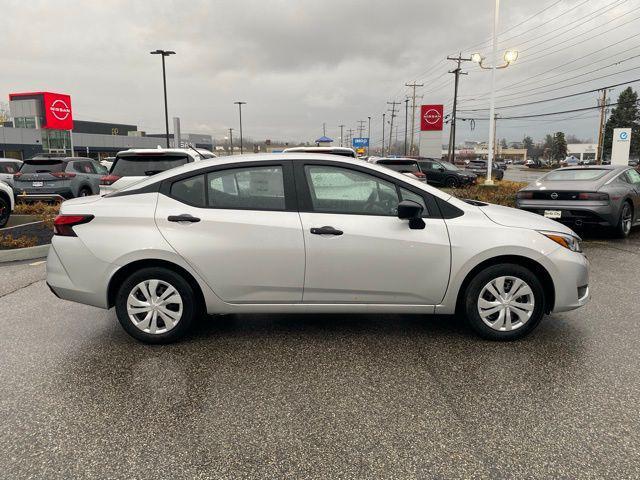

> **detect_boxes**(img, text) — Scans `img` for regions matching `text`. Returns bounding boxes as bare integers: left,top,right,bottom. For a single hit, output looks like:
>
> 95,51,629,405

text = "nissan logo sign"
50,99,71,121
550,192,559,200
423,108,441,124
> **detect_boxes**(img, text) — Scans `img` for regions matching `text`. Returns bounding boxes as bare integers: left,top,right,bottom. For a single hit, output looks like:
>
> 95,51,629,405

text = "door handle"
310,226,343,235
168,214,201,223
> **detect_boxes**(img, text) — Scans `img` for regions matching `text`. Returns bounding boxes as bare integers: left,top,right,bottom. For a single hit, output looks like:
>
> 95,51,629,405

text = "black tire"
614,201,633,238
115,267,197,344
445,176,459,188
463,263,546,341
78,186,92,197
0,195,9,228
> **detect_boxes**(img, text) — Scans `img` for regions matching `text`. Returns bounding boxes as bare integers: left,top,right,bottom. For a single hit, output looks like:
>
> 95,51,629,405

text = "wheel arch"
107,258,206,312
455,255,555,314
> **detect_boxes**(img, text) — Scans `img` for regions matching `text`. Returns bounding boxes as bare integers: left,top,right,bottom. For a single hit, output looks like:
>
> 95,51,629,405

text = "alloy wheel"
622,204,632,235
477,276,535,332
126,279,183,334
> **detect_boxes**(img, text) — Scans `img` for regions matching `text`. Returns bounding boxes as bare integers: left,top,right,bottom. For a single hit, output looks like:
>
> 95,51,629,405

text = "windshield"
441,161,459,171
110,154,189,177
21,160,65,173
378,161,419,173
544,169,609,181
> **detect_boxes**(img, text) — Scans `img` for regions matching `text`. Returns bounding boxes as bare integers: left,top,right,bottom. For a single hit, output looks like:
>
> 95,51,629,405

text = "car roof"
116,148,200,158
0,158,22,163
372,157,418,163
116,152,454,201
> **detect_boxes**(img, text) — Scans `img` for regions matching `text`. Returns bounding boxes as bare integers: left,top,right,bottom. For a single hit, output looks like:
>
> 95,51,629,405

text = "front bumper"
516,201,615,228
546,247,590,313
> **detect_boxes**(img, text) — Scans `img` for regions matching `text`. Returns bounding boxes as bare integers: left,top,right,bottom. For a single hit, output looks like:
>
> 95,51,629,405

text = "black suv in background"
416,159,477,188
465,159,505,181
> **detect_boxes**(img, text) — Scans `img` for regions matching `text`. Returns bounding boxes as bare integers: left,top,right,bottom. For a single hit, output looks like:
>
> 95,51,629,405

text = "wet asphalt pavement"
1,232,639,479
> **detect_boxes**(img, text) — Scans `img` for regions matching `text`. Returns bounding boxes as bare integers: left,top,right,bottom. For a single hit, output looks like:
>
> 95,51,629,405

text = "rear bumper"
516,201,615,227
16,187,74,202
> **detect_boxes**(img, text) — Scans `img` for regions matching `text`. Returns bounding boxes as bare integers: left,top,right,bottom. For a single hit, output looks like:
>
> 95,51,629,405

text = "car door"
294,161,451,305
89,160,108,192
155,161,306,303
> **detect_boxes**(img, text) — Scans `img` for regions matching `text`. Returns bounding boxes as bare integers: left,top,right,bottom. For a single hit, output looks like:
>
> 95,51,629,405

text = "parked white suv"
48,153,589,344
0,180,15,228
99,148,205,195
0,158,23,188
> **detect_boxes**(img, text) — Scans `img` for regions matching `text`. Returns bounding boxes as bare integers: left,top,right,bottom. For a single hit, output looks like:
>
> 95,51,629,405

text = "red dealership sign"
9,91,73,130
420,104,444,131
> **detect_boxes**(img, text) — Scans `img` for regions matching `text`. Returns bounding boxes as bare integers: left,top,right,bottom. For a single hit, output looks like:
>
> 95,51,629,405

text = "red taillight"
13,172,22,179
100,175,121,186
577,192,609,201
50,171,76,179
53,215,94,237
414,171,426,178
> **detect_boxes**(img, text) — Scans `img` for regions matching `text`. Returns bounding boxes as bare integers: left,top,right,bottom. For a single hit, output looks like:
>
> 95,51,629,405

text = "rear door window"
0,162,20,174
207,166,285,210
111,154,190,177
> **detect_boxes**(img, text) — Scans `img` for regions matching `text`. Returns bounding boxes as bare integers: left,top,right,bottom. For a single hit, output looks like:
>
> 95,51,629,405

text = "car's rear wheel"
464,264,545,340
614,202,633,238
115,267,196,344
0,195,9,228
445,176,459,188
78,187,92,197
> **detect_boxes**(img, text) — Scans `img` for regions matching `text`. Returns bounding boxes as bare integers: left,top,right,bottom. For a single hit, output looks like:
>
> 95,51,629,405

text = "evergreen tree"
551,131,567,165
603,87,639,158
523,135,534,156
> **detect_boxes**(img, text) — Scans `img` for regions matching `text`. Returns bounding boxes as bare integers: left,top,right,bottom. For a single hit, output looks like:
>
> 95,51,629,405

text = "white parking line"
29,261,46,266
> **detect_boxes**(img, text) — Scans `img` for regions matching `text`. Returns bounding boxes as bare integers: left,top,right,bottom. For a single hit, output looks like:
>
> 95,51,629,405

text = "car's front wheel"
464,264,545,340
115,267,197,343
445,176,459,188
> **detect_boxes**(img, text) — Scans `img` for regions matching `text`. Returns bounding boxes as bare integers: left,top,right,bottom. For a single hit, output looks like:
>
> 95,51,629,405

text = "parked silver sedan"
516,165,640,237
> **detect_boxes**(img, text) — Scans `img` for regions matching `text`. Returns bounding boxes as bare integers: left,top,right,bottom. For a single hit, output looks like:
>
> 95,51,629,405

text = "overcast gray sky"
2,0,639,146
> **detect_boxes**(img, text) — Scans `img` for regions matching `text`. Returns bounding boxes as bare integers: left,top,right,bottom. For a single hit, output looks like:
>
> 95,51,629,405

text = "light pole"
367,116,371,156
234,101,247,154
471,0,518,185
228,128,234,155
382,113,386,156
150,49,176,148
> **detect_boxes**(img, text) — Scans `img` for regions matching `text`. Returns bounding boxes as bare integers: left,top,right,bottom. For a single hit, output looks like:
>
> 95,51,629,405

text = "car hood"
475,202,577,236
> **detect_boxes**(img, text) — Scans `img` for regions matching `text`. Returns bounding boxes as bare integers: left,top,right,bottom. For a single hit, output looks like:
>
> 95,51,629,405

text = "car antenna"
186,143,203,159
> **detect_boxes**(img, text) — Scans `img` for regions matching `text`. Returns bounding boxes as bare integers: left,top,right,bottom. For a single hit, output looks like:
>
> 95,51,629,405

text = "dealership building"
0,91,213,160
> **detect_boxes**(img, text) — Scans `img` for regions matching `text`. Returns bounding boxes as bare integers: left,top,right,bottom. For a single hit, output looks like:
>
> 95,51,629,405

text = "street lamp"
150,49,176,148
234,101,247,154
470,0,518,185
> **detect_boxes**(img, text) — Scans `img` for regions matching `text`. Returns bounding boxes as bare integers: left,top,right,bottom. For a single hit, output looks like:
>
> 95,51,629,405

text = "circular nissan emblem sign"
620,131,629,140
50,99,71,121
550,192,559,200
423,108,441,124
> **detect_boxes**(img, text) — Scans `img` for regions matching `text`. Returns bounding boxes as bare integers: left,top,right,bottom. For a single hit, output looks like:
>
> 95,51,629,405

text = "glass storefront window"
42,129,71,154
13,116,37,129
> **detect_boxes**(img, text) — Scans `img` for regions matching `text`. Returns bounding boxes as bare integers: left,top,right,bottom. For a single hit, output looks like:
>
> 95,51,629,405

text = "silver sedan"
516,165,640,237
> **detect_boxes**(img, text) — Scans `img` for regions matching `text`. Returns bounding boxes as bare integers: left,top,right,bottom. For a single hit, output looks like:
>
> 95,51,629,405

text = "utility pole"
405,82,424,156
492,114,498,161
387,101,400,156
382,113,386,156
367,116,371,156
596,89,608,164
357,120,366,138
404,98,409,156
228,128,234,155
234,101,246,154
446,53,473,163
346,128,355,148
339,124,345,147
323,122,326,137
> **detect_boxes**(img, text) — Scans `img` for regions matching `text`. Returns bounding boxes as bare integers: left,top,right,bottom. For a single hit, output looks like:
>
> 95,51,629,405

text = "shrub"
443,180,527,208
0,233,38,249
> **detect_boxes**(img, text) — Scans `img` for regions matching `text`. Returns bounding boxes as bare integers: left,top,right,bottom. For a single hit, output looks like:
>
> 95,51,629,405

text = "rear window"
110,154,189,177
21,160,65,173
545,169,609,181
378,161,420,173
0,162,20,174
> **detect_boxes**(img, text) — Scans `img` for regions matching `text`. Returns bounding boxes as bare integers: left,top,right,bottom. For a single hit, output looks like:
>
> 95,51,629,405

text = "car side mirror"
397,200,425,230
437,167,445,172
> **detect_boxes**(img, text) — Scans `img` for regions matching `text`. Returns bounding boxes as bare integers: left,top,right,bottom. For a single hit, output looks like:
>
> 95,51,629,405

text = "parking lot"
0,230,638,479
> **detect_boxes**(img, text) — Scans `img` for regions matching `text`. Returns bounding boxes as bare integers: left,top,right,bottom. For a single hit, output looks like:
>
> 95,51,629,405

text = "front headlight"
538,231,582,253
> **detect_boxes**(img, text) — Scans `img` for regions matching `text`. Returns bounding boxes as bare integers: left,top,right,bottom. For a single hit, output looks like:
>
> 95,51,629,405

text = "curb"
0,244,50,263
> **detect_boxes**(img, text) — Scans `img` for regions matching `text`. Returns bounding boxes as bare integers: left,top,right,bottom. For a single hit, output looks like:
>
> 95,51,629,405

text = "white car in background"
99,148,206,195
48,153,589,344
0,158,23,188
0,180,15,228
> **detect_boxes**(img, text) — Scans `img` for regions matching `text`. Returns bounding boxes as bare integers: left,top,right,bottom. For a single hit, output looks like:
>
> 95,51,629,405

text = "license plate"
544,210,562,219
32,181,44,187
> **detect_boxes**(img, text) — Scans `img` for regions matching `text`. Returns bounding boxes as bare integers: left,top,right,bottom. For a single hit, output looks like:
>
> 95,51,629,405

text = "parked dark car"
13,157,107,201
465,160,504,180
516,165,640,237
416,159,476,188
